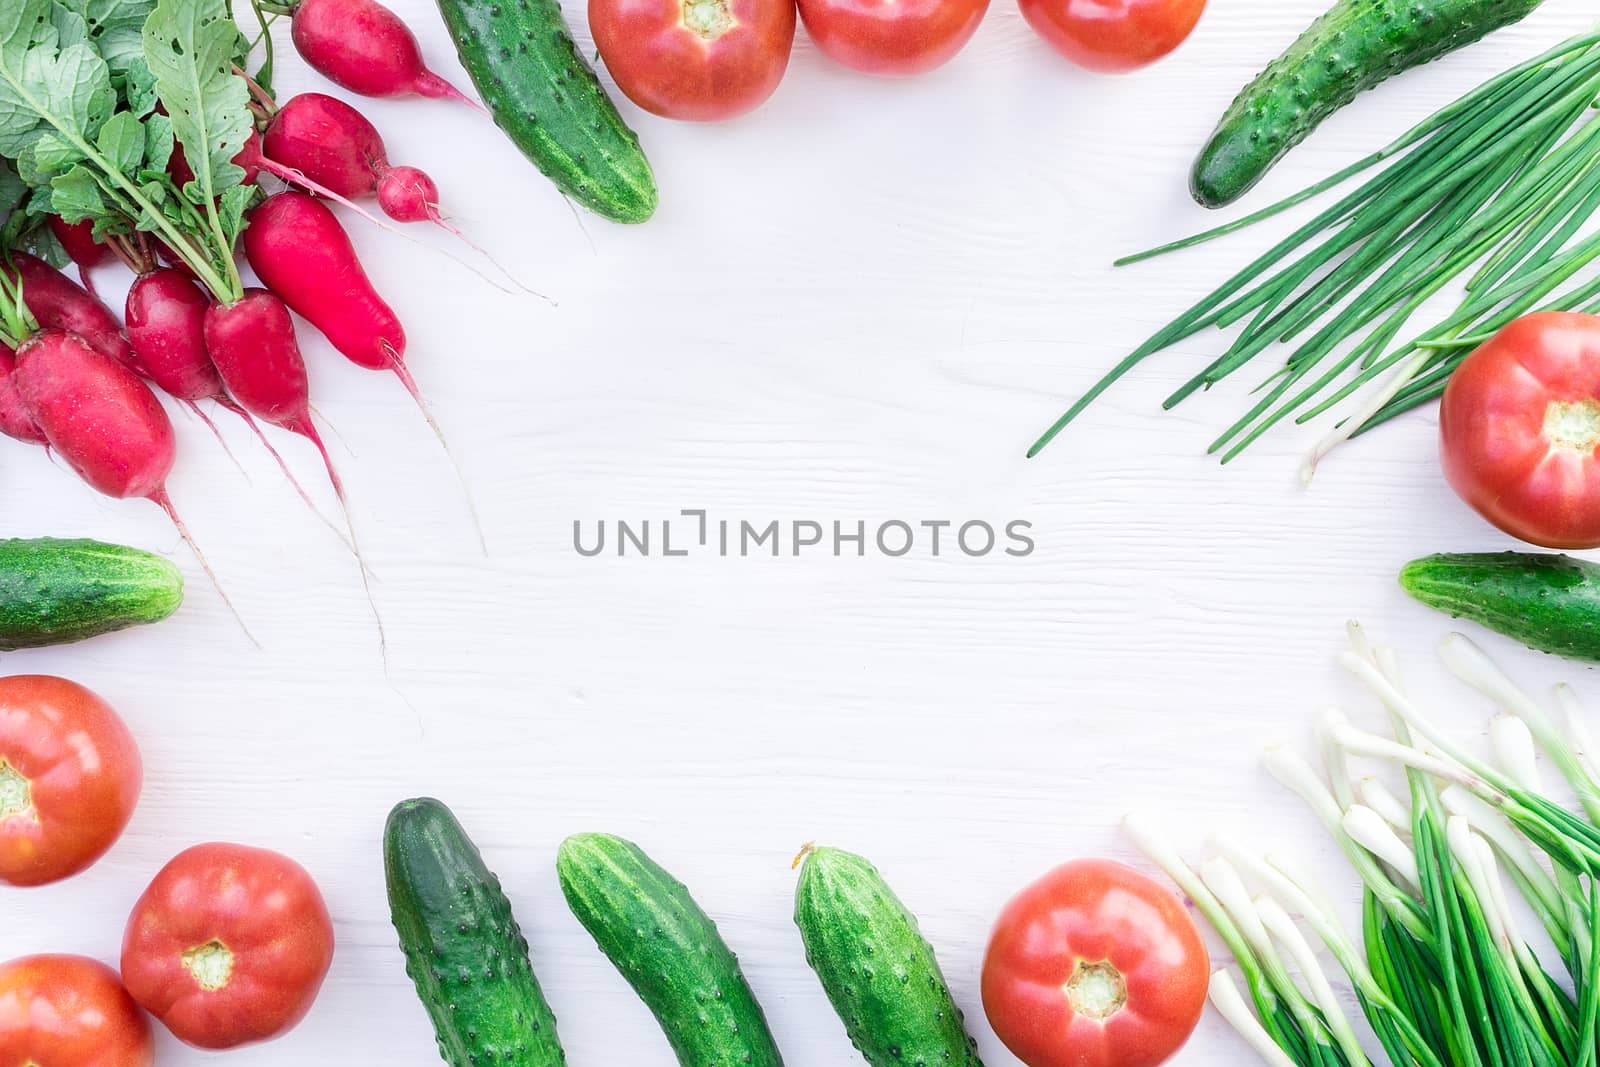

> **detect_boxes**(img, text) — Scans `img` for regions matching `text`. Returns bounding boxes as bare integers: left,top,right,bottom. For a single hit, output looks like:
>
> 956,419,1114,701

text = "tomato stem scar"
1064,960,1127,1021
182,940,235,991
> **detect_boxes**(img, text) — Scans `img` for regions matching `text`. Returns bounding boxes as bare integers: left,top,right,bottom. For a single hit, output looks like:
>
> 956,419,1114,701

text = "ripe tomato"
1441,312,1600,549
0,675,142,887
591,0,796,120
1019,0,1205,73
120,842,335,1049
982,858,1208,1067
0,954,154,1067
797,0,989,77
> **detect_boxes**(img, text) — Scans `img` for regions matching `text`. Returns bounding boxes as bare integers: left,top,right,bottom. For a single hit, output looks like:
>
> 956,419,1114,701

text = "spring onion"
1030,28,1600,475
1129,627,1600,1067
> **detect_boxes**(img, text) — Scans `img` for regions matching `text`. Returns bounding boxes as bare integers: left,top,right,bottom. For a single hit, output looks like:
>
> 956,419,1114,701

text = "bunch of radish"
0,0,502,635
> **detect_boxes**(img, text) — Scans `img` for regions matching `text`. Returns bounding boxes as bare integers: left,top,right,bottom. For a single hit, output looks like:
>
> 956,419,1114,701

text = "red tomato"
981,858,1209,1067
1019,0,1205,72
797,0,989,76
120,842,335,1049
0,676,142,887
1441,312,1600,549
591,0,796,120
0,954,154,1067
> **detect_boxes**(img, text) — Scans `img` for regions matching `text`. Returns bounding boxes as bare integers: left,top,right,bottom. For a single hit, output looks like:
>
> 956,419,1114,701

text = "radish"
7,253,137,372
167,127,265,189
255,92,526,294
11,330,245,632
204,288,383,635
285,0,480,108
128,271,351,547
260,93,455,229
242,191,483,547
202,289,345,495
46,217,111,296
0,344,46,447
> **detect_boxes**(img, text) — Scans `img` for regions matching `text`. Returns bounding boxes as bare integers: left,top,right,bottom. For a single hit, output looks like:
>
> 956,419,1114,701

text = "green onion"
1030,28,1600,472
1129,629,1600,1067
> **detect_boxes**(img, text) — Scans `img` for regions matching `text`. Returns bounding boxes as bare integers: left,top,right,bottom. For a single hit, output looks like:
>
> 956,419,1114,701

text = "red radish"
167,127,265,189
13,331,175,501
128,271,351,546
243,191,483,547
256,95,528,295
202,289,343,491
47,217,110,295
375,166,440,224
261,94,472,235
204,289,383,636
126,270,229,404
289,0,479,107
243,192,407,375
7,253,137,372
11,330,245,633
0,344,46,446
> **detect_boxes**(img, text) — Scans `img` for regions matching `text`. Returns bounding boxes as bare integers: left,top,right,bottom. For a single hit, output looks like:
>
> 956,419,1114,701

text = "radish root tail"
150,489,261,648
184,399,250,482
423,201,553,304
287,414,389,663
382,341,486,555
220,398,355,554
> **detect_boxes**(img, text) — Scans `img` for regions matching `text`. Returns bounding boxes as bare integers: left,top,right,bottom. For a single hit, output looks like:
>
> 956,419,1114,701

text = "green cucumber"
1401,552,1600,662
556,833,784,1067
435,0,656,224
792,845,983,1067
0,538,182,650
1191,0,1544,208
384,798,566,1067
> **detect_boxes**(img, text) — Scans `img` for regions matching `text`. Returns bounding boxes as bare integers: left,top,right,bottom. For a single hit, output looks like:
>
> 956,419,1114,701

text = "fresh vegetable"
261,93,452,226
982,858,1208,1067
435,0,658,223
384,798,567,1067
47,216,111,294
797,0,985,77
242,192,406,381
792,844,984,1067
6,254,137,372
1029,30,1600,471
13,332,184,517
1127,625,1600,1067
1191,0,1544,208
0,955,154,1067
286,0,479,106
120,842,336,1050
557,832,784,1067
0,675,142,887
1018,0,1202,72
0,344,44,446
1440,312,1600,548
0,538,183,650
1401,552,1600,661
204,289,347,502
241,190,476,543
592,0,794,118
125,268,227,404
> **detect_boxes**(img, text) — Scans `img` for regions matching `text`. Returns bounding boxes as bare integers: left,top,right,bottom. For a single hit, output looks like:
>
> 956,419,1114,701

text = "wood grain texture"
3,0,1599,1063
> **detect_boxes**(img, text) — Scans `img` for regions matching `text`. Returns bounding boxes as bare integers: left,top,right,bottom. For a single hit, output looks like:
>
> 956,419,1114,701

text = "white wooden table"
4,0,1598,1062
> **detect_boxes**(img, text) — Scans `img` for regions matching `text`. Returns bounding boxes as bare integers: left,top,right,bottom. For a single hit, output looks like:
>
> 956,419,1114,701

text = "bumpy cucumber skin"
557,833,783,1067
794,847,983,1067
0,538,182,650
435,0,656,223
1401,552,1600,661
1191,0,1544,208
384,798,566,1067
